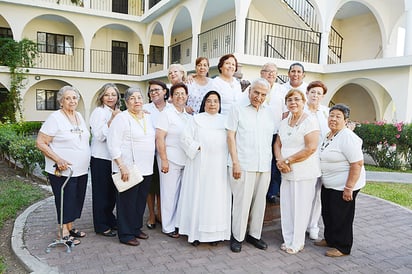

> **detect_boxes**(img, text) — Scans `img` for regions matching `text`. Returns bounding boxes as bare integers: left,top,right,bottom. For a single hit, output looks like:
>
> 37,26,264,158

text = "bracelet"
344,186,353,190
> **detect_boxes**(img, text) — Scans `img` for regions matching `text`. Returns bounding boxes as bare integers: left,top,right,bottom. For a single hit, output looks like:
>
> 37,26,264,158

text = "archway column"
404,8,412,56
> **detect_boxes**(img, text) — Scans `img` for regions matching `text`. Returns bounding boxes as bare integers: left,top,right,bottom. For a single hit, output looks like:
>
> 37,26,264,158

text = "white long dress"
176,112,231,243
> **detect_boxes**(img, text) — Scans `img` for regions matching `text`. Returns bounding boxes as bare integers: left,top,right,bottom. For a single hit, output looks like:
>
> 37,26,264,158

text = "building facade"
0,0,411,123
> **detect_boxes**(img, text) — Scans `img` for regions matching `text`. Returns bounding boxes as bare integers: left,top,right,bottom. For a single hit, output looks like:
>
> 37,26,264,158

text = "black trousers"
117,175,152,243
49,173,88,224
321,186,360,254
90,157,117,233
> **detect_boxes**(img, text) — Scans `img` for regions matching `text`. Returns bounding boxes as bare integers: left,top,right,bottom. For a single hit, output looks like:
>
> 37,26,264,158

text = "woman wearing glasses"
155,82,191,238
143,80,171,230
274,89,320,254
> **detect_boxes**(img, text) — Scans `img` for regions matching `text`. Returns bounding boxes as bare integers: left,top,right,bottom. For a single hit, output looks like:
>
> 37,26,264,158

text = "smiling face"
148,84,166,104
248,83,268,109
285,91,305,113
171,86,188,108
102,87,118,110
306,86,325,107
196,58,209,77
126,91,144,114
288,65,305,88
168,65,184,85
61,89,79,112
204,94,220,115
220,57,237,78
260,64,278,86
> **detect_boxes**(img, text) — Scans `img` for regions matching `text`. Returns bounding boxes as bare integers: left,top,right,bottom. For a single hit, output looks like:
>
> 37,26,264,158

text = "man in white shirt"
226,78,275,252
281,62,308,95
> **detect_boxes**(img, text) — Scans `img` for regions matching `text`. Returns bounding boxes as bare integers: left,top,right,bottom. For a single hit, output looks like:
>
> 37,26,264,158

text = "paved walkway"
12,172,412,273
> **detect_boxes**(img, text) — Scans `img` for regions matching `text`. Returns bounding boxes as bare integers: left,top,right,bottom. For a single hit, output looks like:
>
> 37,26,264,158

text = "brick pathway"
14,182,412,273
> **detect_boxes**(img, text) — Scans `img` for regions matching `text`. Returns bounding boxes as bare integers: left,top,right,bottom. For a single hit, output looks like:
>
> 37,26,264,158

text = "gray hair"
57,86,80,105
330,103,350,119
261,62,278,71
124,87,143,102
96,83,121,108
250,78,270,90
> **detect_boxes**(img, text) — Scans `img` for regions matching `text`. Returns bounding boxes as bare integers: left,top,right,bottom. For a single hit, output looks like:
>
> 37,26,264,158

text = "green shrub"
0,124,17,161
354,121,411,170
9,136,44,177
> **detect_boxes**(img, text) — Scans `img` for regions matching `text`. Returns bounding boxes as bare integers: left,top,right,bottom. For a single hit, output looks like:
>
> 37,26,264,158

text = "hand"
232,163,241,180
161,159,169,173
55,159,72,171
342,188,353,201
185,106,194,114
120,166,129,182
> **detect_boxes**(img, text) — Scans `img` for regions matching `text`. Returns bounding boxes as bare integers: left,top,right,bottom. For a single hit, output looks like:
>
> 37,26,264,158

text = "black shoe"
97,229,117,237
246,235,268,250
230,236,242,253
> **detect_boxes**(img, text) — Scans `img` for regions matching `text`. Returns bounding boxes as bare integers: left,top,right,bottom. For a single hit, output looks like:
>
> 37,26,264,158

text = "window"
149,45,163,64
36,89,59,110
0,27,12,39
37,32,74,55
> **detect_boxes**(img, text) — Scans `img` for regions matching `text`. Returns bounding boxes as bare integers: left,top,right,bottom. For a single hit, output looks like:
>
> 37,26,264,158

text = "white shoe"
309,231,318,240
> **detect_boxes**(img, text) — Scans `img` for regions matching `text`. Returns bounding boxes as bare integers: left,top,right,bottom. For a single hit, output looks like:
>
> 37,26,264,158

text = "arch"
329,78,394,122
0,14,13,39
22,79,86,122
167,5,193,65
146,22,165,73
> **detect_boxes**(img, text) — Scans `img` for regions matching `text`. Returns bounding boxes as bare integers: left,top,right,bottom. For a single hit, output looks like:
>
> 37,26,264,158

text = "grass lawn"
362,182,412,210
0,178,49,273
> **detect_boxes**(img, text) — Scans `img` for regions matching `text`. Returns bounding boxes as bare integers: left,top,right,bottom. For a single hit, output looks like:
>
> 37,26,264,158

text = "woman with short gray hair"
107,87,156,246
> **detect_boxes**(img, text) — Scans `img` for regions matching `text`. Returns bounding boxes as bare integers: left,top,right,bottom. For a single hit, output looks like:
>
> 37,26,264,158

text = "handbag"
112,164,143,192
112,119,144,192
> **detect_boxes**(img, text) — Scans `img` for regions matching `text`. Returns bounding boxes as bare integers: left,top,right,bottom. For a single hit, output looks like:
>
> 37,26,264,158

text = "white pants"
280,177,317,251
158,157,184,234
307,177,322,237
229,168,270,242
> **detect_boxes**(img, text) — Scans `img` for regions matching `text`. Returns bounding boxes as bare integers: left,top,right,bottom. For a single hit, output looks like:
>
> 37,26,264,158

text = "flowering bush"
354,121,411,170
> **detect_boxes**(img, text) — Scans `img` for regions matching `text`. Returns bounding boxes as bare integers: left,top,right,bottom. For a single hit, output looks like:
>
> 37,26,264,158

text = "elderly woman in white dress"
108,87,155,246
176,91,231,246
274,88,320,254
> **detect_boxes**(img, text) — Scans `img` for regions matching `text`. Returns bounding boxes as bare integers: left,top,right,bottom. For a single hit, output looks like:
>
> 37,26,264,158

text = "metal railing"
168,37,192,65
328,26,343,64
33,46,84,71
282,0,319,31
90,49,144,76
197,20,236,60
41,0,144,16
245,18,321,63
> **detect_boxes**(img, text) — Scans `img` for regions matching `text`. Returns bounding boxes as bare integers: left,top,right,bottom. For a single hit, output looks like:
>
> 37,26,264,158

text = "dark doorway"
112,41,128,75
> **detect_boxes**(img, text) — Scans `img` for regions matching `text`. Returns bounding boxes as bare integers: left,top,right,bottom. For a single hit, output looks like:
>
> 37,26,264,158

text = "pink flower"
395,134,400,139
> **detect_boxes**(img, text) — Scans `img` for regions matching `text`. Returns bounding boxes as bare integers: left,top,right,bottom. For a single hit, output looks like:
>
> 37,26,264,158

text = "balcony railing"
40,0,144,16
245,18,321,63
33,46,84,71
198,20,236,60
90,49,144,76
168,37,192,66
282,0,319,31
328,26,343,64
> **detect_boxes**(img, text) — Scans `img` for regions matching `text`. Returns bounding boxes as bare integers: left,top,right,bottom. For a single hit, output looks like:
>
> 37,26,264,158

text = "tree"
0,38,37,122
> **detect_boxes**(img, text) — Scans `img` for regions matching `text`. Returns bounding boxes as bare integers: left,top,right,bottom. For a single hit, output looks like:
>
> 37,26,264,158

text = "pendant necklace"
287,113,304,136
129,111,147,135
62,109,82,140
320,130,341,152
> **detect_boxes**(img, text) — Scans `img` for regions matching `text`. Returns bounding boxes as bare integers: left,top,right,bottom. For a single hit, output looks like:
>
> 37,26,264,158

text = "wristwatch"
285,159,290,165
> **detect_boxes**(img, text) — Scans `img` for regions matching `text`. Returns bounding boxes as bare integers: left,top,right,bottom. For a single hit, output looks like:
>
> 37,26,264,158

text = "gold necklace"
129,111,147,135
61,109,82,140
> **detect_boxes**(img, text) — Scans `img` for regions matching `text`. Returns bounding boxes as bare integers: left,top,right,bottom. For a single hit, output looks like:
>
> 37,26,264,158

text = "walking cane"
45,166,74,253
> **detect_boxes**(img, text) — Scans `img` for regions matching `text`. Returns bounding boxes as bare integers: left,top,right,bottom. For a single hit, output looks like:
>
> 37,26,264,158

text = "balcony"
33,46,84,71
90,49,144,76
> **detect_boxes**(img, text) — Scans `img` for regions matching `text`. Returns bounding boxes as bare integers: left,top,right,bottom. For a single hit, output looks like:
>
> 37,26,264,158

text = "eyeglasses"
286,97,303,103
261,70,277,74
149,88,163,94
